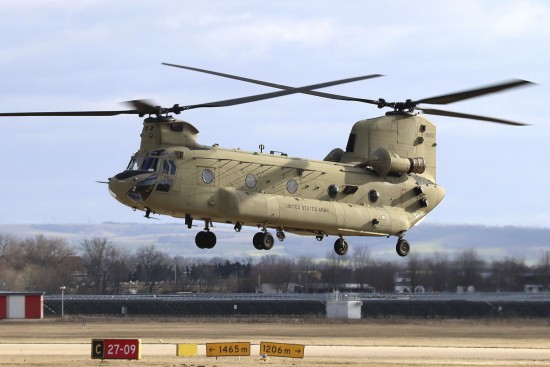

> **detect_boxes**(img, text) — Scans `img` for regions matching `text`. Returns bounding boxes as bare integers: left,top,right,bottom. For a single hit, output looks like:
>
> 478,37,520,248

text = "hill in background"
1,222,548,264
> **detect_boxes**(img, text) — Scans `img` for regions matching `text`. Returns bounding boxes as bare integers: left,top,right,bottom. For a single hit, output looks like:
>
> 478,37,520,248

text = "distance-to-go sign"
206,342,251,357
91,339,141,360
260,341,305,358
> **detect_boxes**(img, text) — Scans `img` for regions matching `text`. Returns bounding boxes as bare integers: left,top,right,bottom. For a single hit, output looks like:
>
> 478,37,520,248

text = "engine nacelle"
367,148,426,176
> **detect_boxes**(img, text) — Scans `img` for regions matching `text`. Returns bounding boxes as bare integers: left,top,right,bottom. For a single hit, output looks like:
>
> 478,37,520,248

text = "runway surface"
1,343,550,361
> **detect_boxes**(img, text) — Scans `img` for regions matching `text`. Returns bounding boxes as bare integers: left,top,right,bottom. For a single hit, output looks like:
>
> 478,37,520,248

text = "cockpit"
126,149,169,172
115,149,179,203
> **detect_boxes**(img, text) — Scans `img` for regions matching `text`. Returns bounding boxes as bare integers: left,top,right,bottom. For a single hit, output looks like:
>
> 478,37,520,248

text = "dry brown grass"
1,317,549,366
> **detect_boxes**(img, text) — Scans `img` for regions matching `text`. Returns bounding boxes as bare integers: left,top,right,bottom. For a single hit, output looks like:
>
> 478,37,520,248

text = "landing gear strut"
334,237,348,256
234,222,242,232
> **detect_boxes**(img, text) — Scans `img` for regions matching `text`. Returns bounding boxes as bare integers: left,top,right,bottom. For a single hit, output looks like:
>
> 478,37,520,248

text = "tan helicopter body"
0,64,532,257
109,112,443,256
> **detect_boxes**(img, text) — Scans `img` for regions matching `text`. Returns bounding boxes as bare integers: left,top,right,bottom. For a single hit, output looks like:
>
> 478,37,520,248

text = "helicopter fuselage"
108,115,445,255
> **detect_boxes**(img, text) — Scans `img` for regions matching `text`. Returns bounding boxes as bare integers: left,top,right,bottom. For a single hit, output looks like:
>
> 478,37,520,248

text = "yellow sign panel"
206,342,250,357
260,341,305,359
176,343,197,357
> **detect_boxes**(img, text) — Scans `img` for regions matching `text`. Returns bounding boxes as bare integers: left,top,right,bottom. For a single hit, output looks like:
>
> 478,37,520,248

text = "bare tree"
454,249,486,291
256,255,295,293
489,257,527,292
80,238,131,294
428,252,450,292
537,250,550,290
15,235,77,293
352,245,371,290
323,251,350,291
135,245,170,293
296,257,318,293
81,238,114,294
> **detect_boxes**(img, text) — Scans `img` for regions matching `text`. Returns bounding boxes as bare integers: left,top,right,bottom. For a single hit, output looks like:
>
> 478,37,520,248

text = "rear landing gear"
396,238,410,257
334,237,348,256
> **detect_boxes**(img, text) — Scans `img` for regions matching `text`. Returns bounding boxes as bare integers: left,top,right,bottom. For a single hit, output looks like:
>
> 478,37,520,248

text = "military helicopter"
0,64,533,257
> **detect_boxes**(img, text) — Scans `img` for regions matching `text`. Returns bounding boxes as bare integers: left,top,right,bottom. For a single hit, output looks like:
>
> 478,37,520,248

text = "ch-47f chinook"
0,64,533,257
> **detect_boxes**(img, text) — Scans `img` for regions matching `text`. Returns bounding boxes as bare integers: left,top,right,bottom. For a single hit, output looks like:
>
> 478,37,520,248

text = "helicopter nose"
435,185,446,205
108,175,135,204
108,172,158,204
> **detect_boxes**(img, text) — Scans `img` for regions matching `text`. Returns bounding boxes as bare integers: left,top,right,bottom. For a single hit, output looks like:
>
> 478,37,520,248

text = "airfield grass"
1,317,550,366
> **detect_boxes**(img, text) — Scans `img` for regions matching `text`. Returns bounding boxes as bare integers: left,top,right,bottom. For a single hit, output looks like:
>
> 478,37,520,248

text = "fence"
43,292,550,318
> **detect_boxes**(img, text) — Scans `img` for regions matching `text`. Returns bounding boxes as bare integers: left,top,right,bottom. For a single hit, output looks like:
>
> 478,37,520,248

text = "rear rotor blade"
414,79,534,105
418,107,529,126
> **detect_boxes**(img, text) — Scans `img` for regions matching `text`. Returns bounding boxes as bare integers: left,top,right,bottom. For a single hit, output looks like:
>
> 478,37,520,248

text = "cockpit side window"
162,160,177,175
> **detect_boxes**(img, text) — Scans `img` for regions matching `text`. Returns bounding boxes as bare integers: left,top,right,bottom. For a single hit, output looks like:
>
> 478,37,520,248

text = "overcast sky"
1,0,548,229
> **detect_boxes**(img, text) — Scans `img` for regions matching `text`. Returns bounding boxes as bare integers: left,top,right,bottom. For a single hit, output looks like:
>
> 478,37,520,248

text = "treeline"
1,233,550,295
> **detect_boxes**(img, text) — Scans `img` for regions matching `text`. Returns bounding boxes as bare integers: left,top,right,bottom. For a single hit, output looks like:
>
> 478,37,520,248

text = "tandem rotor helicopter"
0,63,533,257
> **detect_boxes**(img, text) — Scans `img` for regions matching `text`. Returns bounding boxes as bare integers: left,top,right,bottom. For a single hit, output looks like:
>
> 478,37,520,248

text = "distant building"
326,291,362,319
524,284,544,293
0,292,44,319
394,272,412,293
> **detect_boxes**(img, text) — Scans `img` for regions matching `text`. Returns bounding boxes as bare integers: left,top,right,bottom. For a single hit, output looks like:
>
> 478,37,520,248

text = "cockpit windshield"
126,150,168,172
127,156,145,171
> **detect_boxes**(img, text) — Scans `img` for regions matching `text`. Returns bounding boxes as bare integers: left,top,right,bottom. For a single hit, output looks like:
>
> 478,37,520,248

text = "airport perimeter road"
1,343,550,363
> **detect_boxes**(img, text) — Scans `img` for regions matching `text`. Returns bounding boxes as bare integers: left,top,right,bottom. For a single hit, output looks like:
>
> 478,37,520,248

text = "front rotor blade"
418,107,529,126
415,79,534,105
0,110,138,117
163,63,382,106
182,74,383,110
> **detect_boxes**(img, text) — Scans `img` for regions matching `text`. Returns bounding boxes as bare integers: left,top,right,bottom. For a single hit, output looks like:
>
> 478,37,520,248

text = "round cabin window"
245,174,257,189
202,169,214,184
287,179,298,194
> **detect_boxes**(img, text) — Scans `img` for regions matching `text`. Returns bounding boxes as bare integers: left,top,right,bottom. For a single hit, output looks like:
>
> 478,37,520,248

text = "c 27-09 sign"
91,339,141,360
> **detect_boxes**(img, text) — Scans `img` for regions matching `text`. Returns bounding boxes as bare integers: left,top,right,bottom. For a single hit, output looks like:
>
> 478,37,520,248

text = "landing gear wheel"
252,231,275,250
334,237,348,256
276,230,285,241
262,232,275,250
204,231,216,249
316,234,324,241
195,231,216,249
253,232,264,250
396,239,410,257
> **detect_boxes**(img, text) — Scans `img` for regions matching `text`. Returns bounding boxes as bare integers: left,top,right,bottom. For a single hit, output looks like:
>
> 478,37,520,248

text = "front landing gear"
396,237,410,257
334,237,348,256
